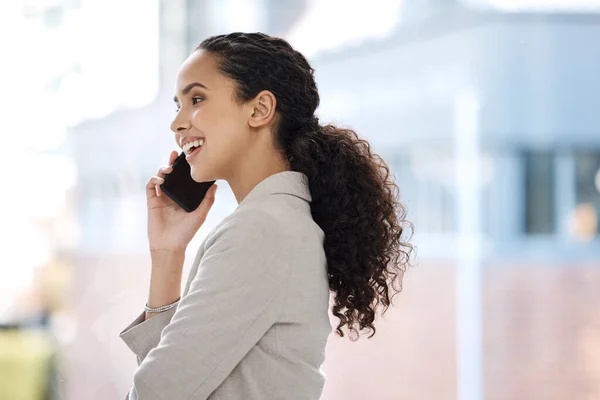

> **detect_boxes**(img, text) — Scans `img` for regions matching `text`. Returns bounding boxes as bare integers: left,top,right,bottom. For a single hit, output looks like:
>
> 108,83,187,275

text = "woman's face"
171,50,252,183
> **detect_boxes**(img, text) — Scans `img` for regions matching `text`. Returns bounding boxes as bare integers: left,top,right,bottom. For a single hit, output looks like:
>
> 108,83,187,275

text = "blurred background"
1,0,599,399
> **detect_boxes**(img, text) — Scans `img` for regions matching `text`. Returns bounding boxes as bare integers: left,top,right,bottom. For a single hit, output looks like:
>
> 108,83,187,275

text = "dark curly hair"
198,32,414,340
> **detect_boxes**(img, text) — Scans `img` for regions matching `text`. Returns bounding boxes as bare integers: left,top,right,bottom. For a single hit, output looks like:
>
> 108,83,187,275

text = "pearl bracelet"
144,297,181,313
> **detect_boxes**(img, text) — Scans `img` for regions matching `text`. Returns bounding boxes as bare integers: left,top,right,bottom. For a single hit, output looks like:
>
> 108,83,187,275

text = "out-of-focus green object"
0,328,53,400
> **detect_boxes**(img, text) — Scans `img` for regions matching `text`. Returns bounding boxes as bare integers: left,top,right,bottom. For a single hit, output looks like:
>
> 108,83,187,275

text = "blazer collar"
239,171,312,206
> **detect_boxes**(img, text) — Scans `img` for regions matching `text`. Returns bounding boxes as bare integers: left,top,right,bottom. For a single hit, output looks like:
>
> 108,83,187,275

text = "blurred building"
309,3,600,400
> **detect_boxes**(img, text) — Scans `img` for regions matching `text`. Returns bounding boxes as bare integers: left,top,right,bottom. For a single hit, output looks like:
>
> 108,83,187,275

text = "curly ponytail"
199,32,414,340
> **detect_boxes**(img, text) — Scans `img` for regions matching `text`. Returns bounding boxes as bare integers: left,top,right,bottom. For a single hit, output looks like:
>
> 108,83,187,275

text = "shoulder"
188,205,290,286
202,193,323,257
204,202,289,251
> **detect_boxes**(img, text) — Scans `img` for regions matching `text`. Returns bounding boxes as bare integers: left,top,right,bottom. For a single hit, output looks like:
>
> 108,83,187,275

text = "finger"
192,184,218,217
157,165,173,179
169,150,179,165
146,176,165,197
203,183,218,201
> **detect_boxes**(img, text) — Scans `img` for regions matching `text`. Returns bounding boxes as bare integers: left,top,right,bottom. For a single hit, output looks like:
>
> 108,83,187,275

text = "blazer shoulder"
205,204,286,246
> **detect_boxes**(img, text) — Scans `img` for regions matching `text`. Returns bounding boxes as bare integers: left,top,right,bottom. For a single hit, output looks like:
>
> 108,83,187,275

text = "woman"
119,32,413,400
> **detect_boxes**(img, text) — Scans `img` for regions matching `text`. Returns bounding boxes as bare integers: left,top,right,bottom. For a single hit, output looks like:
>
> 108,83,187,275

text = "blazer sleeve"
123,209,291,400
119,308,178,366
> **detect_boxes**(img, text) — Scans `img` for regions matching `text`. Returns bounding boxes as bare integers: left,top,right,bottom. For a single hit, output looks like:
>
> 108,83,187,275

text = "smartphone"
159,151,216,212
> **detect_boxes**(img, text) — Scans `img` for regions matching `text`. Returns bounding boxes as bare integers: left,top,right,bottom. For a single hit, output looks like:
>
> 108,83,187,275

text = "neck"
227,150,290,204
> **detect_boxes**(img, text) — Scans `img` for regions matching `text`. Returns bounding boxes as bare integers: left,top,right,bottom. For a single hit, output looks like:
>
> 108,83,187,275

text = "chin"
190,166,216,183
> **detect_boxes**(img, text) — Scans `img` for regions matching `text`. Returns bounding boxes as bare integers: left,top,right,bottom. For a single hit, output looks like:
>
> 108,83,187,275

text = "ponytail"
287,122,414,340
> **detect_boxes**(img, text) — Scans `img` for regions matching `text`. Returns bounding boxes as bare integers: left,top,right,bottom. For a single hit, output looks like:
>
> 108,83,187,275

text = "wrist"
150,248,186,267
145,297,180,313
150,247,186,256
147,250,185,318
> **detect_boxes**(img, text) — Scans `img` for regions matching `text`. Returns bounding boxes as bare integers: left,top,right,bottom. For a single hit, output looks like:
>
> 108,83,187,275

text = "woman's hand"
146,150,218,252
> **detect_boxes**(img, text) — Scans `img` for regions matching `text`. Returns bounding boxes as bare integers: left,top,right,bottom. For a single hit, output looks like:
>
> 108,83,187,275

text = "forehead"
175,50,228,92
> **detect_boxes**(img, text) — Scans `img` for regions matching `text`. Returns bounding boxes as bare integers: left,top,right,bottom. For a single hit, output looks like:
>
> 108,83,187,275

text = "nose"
170,112,191,133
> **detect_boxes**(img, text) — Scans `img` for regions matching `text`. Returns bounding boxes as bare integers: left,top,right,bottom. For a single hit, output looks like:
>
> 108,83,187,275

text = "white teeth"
183,139,205,155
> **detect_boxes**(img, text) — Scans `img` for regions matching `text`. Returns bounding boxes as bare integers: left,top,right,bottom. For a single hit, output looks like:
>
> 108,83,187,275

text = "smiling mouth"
185,142,205,163
183,138,205,155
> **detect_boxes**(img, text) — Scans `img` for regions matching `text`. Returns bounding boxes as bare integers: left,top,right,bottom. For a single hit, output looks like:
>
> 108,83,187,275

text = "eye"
174,96,203,113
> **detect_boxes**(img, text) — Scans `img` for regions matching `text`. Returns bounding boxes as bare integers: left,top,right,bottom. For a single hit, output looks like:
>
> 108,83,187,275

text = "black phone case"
159,152,216,212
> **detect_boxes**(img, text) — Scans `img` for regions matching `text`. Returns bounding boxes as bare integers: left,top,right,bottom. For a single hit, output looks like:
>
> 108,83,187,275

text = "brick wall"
321,261,600,400
62,254,600,400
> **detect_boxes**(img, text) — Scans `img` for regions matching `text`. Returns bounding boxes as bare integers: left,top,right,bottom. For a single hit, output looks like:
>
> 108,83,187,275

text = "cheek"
191,104,237,133
190,102,248,154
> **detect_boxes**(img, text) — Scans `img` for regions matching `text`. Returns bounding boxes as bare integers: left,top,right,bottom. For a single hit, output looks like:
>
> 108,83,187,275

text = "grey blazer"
119,171,332,399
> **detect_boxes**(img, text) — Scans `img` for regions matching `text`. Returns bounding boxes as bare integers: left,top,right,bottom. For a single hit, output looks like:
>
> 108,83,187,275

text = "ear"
248,90,277,129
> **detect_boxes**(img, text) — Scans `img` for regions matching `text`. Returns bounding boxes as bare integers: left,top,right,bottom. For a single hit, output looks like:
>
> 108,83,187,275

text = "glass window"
388,148,456,236
573,150,600,238
575,151,600,205
523,150,555,234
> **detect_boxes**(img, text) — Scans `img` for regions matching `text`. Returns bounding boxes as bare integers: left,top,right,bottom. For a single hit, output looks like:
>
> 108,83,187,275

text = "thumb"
192,183,218,219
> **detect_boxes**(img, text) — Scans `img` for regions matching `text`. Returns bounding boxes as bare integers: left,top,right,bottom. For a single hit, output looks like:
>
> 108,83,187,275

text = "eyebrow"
173,82,209,103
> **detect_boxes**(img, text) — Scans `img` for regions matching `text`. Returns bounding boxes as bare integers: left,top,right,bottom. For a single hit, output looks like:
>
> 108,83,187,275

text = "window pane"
575,151,600,205
524,151,555,234
573,151,600,239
